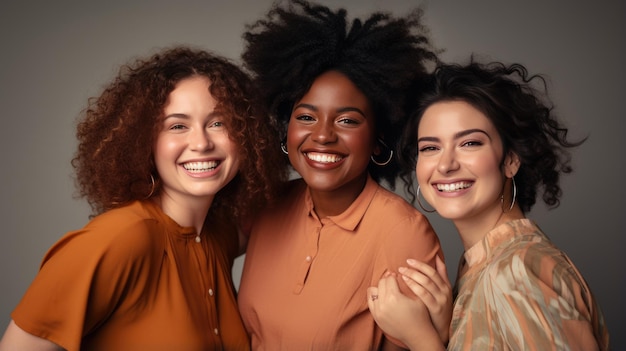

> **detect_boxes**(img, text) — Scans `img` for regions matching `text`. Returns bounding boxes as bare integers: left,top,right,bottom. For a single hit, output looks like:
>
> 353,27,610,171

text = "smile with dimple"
183,161,218,173
305,152,343,163
436,181,472,192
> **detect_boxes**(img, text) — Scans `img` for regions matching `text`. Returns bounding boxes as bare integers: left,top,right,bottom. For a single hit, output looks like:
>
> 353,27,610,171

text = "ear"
372,137,383,156
504,151,521,178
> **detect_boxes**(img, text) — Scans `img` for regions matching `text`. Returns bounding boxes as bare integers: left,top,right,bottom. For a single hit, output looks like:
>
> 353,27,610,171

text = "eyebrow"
163,111,222,120
417,128,491,143
293,103,367,118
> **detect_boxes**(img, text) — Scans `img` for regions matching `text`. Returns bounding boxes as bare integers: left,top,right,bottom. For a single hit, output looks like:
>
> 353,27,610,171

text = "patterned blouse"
448,219,609,350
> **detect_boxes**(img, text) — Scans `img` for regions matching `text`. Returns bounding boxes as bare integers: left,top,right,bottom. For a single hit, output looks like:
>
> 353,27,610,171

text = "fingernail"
407,258,417,265
398,267,407,273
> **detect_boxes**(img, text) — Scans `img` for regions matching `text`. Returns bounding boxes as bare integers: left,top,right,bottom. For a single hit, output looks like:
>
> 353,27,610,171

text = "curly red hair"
72,46,287,222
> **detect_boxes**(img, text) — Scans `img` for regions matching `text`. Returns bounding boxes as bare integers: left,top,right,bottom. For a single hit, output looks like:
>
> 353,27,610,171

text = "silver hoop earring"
371,139,393,166
501,176,517,212
280,140,288,155
416,185,436,213
146,174,156,199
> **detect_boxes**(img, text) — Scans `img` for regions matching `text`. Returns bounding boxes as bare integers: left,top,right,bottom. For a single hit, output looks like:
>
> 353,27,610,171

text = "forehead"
419,100,498,137
300,71,370,107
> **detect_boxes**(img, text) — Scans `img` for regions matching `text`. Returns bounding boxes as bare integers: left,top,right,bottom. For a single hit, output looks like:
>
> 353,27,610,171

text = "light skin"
368,100,523,350
287,70,378,218
0,75,240,351
155,75,240,234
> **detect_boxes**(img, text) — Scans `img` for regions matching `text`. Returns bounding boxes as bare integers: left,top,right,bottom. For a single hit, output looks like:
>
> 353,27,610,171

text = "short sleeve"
11,214,164,351
485,248,603,351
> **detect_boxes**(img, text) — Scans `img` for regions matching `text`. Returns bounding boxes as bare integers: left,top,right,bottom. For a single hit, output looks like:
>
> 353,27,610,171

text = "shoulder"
372,185,424,215
45,201,165,264
368,185,434,231
485,231,589,301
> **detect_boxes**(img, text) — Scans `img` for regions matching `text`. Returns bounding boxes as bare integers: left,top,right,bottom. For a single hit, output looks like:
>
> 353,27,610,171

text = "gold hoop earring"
371,139,393,166
146,174,156,199
501,176,517,212
416,185,436,213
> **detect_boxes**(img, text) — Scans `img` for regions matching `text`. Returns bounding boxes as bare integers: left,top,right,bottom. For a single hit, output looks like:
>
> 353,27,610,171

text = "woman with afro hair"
236,1,447,349
0,46,286,351
368,60,610,350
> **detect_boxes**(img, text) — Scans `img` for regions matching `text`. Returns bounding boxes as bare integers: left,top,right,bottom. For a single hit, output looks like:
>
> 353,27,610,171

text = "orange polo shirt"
238,177,442,350
11,200,249,351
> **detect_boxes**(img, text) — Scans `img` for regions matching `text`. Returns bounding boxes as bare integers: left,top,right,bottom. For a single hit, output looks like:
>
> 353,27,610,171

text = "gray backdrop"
1,0,623,348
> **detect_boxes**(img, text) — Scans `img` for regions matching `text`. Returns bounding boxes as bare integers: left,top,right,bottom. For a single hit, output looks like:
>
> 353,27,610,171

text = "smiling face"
287,70,377,201
416,100,518,232
154,76,240,208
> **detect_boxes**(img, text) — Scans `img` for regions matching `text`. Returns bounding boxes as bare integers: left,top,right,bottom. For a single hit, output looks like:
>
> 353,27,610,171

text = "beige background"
0,0,623,348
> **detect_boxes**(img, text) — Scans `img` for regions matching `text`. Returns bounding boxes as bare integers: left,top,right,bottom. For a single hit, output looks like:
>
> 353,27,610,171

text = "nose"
189,128,213,151
437,148,459,174
311,120,337,144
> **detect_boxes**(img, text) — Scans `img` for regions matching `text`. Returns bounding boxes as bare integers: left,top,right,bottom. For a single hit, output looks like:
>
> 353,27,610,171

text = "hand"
399,256,452,344
368,272,444,351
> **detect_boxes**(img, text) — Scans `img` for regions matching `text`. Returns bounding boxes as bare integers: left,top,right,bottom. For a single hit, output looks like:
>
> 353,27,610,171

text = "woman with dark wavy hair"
368,61,609,350
236,1,446,350
0,46,286,351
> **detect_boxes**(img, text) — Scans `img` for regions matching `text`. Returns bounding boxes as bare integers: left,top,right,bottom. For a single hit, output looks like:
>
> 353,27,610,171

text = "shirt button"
305,256,312,262
208,289,214,296
214,328,219,335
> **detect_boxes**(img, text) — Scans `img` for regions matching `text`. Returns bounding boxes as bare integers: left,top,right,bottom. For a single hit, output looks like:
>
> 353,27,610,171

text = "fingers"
404,257,448,294
399,257,452,313
435,255,451,286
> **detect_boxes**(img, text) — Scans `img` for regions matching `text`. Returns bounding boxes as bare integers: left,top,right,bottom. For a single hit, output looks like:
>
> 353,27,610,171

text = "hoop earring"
371,139,393,166
416,185,436,213
501,176,517,212
146,174,156,199
280,139,288,155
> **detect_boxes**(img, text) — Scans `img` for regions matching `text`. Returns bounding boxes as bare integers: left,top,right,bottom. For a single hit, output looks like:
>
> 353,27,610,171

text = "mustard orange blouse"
11,200,249,351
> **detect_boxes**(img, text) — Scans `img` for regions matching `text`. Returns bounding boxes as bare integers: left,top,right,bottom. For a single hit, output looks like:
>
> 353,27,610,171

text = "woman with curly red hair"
0,46,286,351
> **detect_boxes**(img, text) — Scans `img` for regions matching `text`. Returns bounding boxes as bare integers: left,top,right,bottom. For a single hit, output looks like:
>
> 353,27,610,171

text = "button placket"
293,226,320,294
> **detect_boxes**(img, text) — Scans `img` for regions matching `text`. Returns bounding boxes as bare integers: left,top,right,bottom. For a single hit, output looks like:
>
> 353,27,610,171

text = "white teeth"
306,152,342,163
183,161,218,172
436,182,472,192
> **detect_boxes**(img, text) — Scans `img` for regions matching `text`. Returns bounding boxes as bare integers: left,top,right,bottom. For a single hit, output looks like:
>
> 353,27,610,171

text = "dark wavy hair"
399,60,585,213
72,46,287,222
242,0,438,187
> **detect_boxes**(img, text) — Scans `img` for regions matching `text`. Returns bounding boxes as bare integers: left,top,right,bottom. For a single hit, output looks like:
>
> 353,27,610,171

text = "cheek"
465,154,501,178
415,158,434,183
153,138,176,165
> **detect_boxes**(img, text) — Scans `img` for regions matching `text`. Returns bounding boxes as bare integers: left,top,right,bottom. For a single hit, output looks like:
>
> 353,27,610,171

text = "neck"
309,174,368,218
156,194,213,235
454,206,525,250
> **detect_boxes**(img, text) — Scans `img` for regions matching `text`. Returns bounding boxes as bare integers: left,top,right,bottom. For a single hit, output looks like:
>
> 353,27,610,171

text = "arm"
0,320,64,351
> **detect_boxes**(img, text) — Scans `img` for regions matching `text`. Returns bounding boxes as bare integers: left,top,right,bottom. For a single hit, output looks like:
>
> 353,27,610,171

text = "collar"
303,175,379,232
463,218,538,268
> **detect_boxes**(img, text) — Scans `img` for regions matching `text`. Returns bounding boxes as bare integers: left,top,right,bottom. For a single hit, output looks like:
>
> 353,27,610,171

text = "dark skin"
287,70,378,219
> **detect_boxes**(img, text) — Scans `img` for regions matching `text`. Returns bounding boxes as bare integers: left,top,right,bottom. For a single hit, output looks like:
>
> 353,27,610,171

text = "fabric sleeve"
374,211,443,348
485,248,603,351
11,215,163,351
375,212,442,290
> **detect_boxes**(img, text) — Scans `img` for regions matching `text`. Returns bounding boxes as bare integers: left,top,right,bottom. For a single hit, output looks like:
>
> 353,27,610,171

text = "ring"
371,294,378,301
